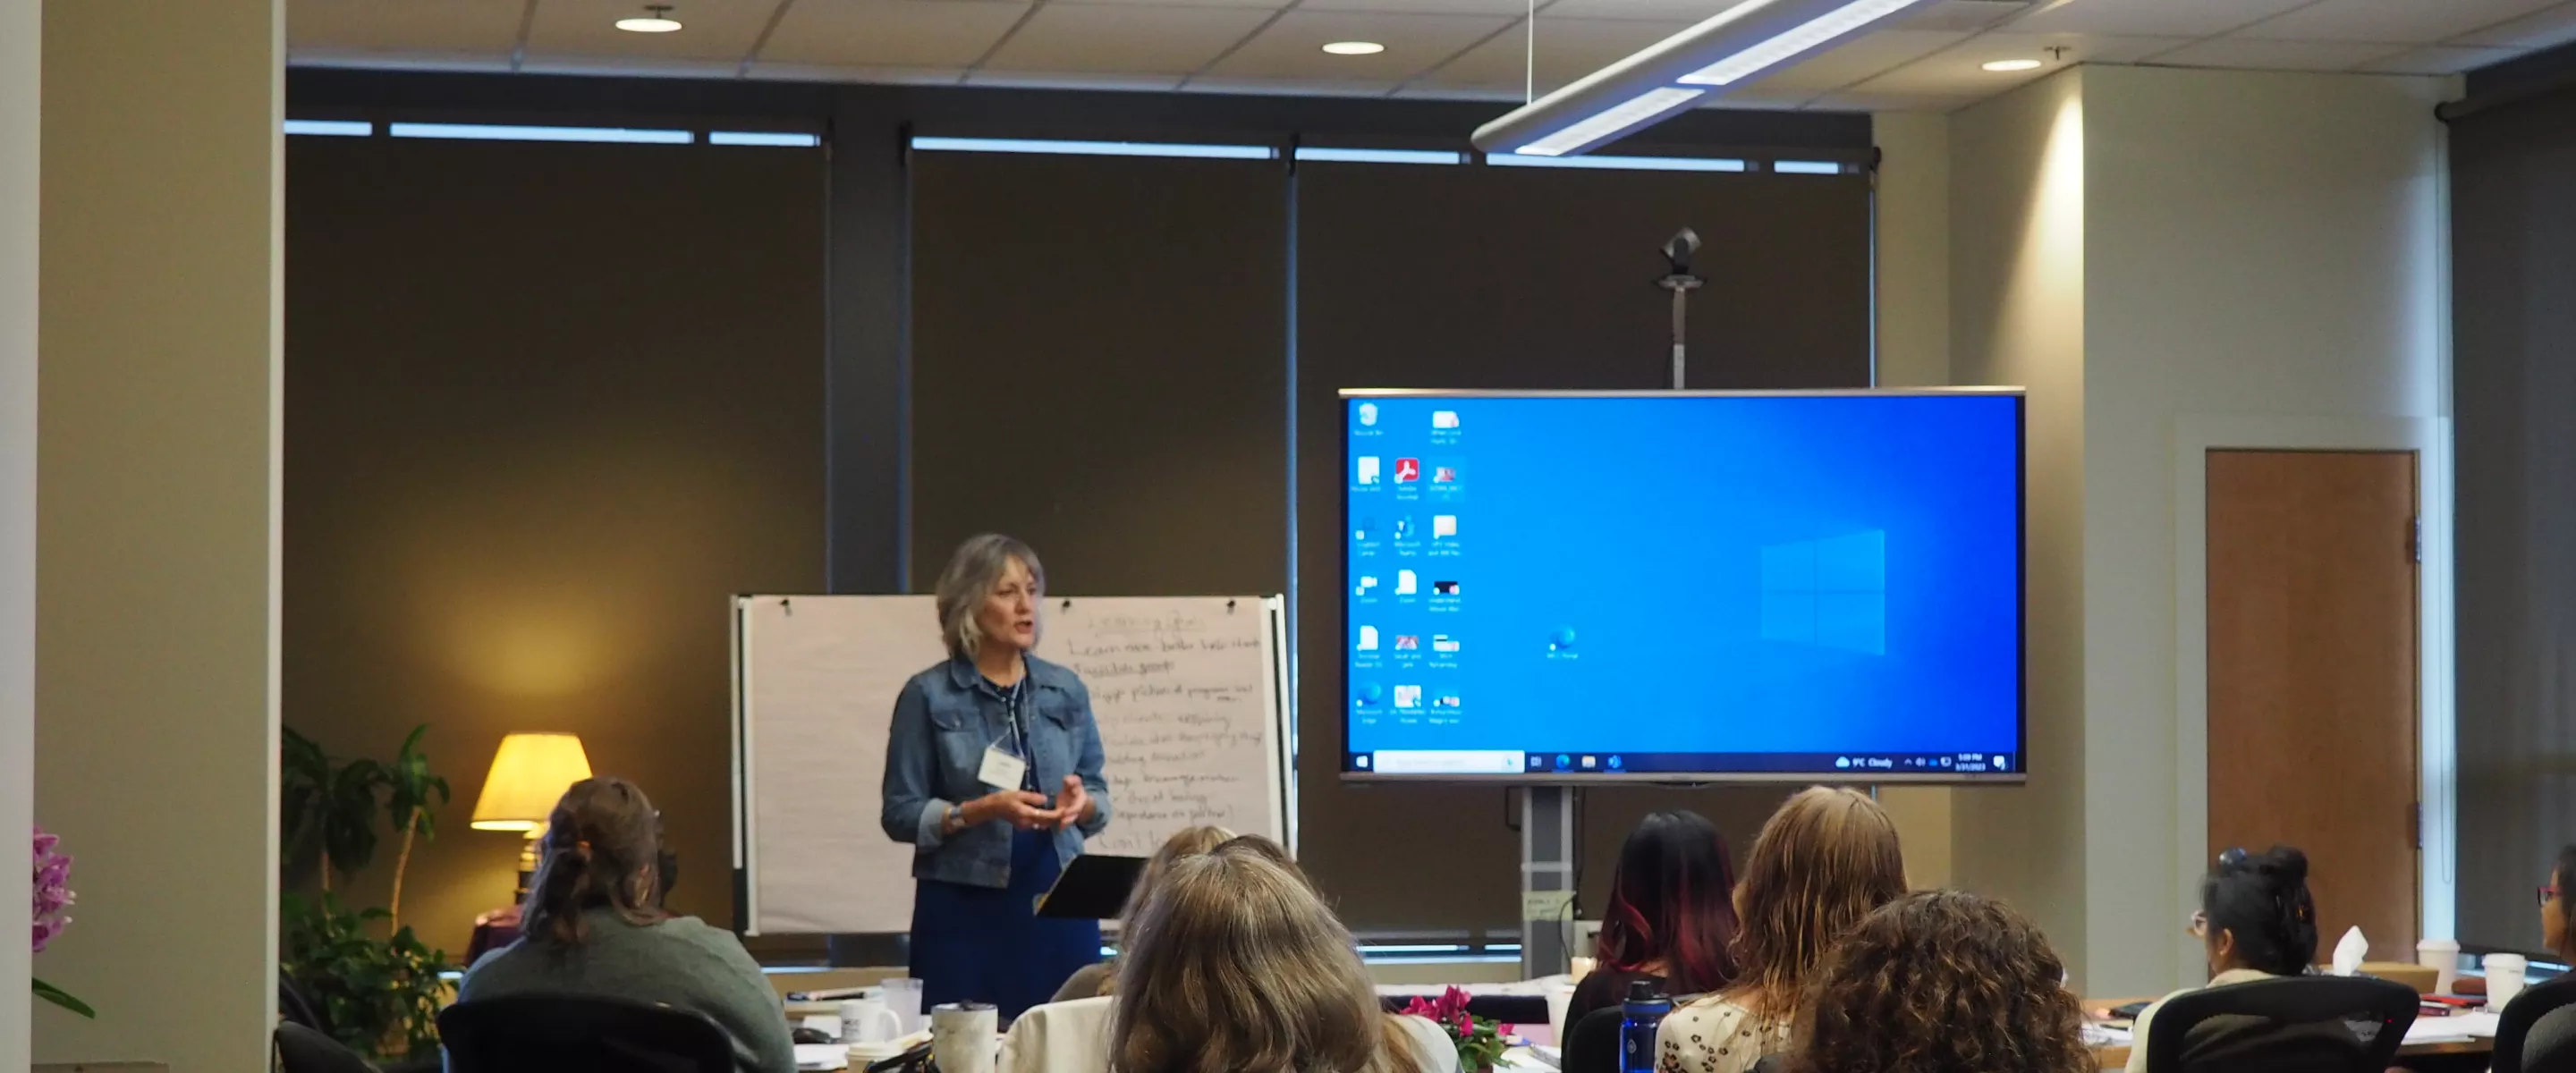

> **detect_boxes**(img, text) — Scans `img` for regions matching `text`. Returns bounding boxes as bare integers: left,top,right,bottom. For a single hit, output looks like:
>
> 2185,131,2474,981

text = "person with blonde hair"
1050,824,1234,1003
1110,841,1456,1073
1657,787,1907,1073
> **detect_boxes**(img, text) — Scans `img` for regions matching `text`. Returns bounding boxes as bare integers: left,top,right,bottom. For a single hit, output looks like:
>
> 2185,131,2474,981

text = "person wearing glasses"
2541,845,2576,966
880,534,1114,1021
2123,845,2325,1073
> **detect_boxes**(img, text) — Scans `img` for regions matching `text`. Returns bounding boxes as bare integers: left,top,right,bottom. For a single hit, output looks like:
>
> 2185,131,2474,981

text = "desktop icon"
1357,626,1379,651
1556,754,1572,770
1431,635,1459,653
1433,694,1460,708
1355,575,1378,596
1393,685,1422,708
1358,402,1379,427
1394,458,1422,483
1433,579,1459,596
1354,517,1375,541
1432,465,1457,483
1548,626,1575,651
1394,634,1419,650
1432,514,1457,538
1580,756,1597,769
1392,516,1415,540
1356,683,1385,705
1432,410,1459,429
1607,756,1623,771
1357,457,1381,485
1397,570,1419,596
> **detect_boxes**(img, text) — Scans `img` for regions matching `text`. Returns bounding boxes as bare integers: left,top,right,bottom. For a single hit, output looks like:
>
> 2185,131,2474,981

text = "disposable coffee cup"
2416,938,2462,995
2487,953,2529,1010
932,1001,999,1073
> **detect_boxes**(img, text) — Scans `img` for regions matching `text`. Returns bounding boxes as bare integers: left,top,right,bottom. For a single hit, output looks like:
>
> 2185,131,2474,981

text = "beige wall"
34,2,282,1069
1946,68,2091,983
2,0,35,1065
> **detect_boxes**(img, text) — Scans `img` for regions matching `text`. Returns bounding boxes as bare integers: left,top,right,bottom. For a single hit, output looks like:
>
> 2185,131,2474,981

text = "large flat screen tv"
1340,390,2024,783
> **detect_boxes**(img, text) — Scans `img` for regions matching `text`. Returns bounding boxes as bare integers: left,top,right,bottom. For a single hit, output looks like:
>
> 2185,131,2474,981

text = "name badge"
979,746,1028,790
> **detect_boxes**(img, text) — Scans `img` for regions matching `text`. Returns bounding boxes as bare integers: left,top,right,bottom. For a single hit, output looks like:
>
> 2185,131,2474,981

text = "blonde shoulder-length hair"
932,534,1045,661
1110,842,1423,1073
1723,786,1908,1019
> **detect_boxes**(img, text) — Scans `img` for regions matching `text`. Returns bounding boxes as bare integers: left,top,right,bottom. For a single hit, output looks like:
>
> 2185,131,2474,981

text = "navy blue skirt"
911,827,1103,1022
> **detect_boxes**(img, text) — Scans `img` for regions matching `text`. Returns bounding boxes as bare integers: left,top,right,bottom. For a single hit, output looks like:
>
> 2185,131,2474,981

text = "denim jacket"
878,654,1112,889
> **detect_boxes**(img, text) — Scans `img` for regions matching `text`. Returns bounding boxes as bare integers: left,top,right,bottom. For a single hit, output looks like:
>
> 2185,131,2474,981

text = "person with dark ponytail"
1568,810,1744,1026
2123,846,2325,1073
455,777,795,1073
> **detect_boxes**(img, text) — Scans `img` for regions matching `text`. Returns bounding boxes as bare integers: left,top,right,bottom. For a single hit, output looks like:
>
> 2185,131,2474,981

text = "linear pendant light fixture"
1472,0,1930,156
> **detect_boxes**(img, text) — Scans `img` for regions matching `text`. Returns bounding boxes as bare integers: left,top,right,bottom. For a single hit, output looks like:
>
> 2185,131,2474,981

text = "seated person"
1050,824,1234,1003
2124,846,2326,1073
2521,844,2576,1066
1570,810,1743,1026
1107,839,1457,1073
453,777,795,1073
1785,890,2091,1073
1657,788,1908,1073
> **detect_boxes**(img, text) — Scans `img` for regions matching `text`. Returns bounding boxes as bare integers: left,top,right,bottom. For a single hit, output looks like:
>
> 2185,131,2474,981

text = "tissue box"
2360,961,2439,993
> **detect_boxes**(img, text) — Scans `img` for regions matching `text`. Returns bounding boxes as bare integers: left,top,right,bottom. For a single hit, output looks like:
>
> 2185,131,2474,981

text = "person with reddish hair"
1569,810,1745,1027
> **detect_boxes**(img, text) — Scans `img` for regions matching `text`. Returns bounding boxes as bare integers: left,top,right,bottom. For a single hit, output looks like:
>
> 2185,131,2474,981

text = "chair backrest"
275,1022,382,1073
2496,974,2576,1073
1564,1005,1626,1073
438,994,736,1073
2141,976,2418,1073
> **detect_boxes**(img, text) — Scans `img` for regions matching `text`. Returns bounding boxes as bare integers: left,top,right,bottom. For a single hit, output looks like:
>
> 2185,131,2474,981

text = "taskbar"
1353,748,2016,777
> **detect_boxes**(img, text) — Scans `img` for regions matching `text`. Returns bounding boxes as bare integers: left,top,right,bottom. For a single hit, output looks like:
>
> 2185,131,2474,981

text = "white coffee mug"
932,1001,999,1073
881,976,928,1035
2487,952,2529,1010
840,998,904,1044
2415,938,2462,995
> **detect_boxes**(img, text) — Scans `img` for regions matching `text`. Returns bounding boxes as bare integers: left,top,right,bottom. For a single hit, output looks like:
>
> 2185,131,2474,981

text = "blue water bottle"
1620,979,1671,1073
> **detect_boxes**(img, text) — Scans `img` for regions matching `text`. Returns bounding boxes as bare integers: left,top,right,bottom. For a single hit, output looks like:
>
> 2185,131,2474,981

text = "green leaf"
33,977,97,1018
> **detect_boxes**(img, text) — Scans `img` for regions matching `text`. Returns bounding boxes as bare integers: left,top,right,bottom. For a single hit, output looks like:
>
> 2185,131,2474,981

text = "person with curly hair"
1785,890,2092,1073
1657,787,1908,1073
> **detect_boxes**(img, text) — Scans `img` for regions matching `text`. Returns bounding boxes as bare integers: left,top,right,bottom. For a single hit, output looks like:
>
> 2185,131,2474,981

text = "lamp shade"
470,732,593,832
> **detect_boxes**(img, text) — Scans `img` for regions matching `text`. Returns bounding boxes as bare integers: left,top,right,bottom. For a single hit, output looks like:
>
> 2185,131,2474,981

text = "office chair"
276,1022,383,1073
2495,974,2576,1073
1563,1006,1626,1073
2140,976,2417,1073
438,994,735,1073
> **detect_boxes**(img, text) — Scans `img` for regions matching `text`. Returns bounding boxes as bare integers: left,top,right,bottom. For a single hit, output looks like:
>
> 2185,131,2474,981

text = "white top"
2122,967,2280,1073
996,998,1459,1073
1655,997,1792,1073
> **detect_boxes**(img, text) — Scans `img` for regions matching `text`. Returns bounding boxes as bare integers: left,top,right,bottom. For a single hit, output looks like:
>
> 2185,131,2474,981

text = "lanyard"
987,674,1036,790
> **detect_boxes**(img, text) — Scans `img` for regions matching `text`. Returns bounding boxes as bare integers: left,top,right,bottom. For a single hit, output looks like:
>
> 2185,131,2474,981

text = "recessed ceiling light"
616,4,683,32
1982,58,2043,72
1322,41,1386,55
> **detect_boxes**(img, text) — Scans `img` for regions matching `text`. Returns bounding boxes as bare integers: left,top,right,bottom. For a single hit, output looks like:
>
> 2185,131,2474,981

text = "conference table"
2080,996,2496,1071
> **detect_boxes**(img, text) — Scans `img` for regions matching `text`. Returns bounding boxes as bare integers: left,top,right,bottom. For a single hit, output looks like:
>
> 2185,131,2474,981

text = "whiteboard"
732,595,1292,935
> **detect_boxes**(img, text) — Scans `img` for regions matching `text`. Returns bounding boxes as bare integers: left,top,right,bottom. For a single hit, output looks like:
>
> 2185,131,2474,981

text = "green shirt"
457,908,796,1073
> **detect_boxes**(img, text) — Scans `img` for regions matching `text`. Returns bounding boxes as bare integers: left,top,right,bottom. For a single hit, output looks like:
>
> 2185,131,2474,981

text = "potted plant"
278,724,457,1060
30,824,93,1018
1403,987,1513,1073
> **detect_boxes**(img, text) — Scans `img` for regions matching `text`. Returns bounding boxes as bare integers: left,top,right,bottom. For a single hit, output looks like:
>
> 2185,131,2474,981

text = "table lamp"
470,731,593,896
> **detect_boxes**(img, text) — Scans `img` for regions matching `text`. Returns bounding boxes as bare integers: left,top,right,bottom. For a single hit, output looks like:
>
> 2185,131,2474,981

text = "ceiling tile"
1847,32,2184,94
1406,18,1690,94
288,0,528,55
1202,12,1515,80
2453,0,2576,47
2006,0,2314,37
1806,89,1980,112
2145,36,2409,70
743,62,967,83
763,0,1034,68
525,0,779,61
1538,0,1757,25
2351,43,2524,72
982,4,1269,72
1303,0,1538,18
2233,0,2563,44
1742,28,1970,93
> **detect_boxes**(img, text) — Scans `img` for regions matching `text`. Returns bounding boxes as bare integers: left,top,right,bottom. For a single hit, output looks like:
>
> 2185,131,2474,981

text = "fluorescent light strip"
1491,152,1747,172
911,136,1275,160
1513,86,1705,156
1293,147,1463,165
710,131,821,148
1773,159,1843,174
388,123,693,145
284,119,373,138
1681,0,1918,85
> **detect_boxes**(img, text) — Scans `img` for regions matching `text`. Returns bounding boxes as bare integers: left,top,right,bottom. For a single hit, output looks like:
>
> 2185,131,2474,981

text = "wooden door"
2206,450,2419,961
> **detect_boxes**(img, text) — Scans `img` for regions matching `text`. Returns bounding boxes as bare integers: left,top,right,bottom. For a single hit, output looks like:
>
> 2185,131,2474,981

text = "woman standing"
881,534,1113,1020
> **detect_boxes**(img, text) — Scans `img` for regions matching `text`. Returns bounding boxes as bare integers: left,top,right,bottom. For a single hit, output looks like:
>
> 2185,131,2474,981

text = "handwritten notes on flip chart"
1050,604,1283,856
736,595,1286,935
